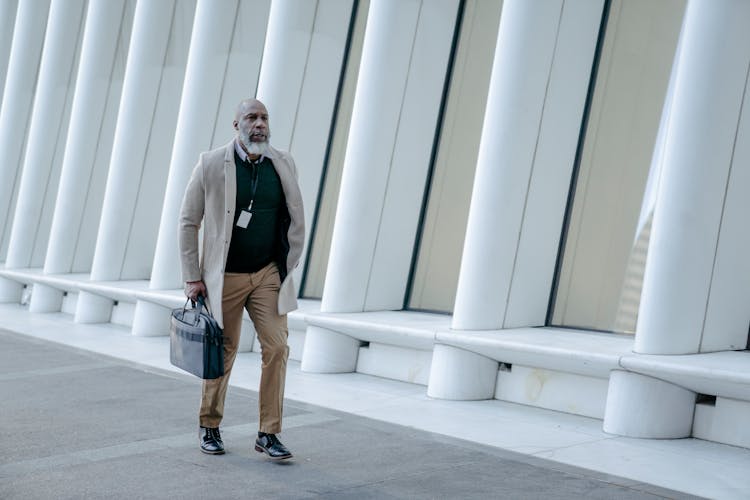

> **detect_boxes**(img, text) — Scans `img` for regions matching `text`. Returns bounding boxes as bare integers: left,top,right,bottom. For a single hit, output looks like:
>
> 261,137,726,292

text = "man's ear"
232,120,239,130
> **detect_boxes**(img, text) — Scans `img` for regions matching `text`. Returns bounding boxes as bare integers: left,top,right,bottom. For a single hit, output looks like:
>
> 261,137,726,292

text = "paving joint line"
0,412,339,478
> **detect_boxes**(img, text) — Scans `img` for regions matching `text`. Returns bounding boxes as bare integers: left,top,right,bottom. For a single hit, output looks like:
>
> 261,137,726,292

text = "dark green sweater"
225,152,286,273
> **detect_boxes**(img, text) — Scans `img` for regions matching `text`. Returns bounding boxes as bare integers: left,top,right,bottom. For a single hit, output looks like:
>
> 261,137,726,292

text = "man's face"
234,101,270,148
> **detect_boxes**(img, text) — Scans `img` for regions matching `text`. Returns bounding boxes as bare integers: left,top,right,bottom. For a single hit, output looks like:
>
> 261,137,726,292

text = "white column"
0,0,51,302
29,0,128,313
605,0,750,439
316,0,420,315
255,0,317,150
255,0,357,308
635,0,750,355
75,0,176,323
0,0,85,298
451,0,564,331
131,0,238,336
301,0,423,373
428,0,565,399
0,0,19,97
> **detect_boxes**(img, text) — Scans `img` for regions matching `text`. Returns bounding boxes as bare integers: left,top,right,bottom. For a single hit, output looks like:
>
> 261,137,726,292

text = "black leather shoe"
199,426,225,455
255,433,292,460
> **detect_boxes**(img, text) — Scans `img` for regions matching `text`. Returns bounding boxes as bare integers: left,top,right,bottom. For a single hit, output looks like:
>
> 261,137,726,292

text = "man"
178,98,304,460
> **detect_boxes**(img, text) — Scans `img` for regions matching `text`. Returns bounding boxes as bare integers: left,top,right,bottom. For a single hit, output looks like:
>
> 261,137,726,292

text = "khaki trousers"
199,262,289,434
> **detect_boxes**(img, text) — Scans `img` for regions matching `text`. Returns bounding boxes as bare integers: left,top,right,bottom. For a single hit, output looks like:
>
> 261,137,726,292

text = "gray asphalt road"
0,330,696,499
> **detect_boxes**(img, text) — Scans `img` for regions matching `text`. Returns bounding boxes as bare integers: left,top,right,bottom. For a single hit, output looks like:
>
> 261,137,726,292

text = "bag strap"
196,295,215,319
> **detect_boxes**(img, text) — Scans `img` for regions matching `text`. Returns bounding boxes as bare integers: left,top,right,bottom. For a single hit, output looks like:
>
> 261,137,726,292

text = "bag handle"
182,295,215,326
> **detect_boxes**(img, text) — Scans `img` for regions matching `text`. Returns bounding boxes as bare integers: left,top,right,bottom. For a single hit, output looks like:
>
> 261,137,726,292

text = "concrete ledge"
0,267,90,287
1,269,325,318
305,310,449,350
288,299,321,331
0,268,181,306
1,271,320,361
620,351,750,401
436,328,634,379
7,268,750,421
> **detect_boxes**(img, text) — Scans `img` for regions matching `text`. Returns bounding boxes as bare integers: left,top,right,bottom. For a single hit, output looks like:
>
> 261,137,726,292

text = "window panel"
407,0,502,312
301,0,369,298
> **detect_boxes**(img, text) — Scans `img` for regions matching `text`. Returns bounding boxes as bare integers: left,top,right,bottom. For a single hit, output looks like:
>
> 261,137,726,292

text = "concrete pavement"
0,329,694,499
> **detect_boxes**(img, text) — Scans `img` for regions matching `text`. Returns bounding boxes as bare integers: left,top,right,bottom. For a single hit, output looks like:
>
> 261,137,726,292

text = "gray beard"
239,131,270,156
245,141,268,156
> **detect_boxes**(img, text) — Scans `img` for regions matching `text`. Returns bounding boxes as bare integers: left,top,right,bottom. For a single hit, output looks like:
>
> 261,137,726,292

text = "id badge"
236,209,252,228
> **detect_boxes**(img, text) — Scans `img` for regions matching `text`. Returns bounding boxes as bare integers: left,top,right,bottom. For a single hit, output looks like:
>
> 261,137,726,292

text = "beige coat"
178,140,305,328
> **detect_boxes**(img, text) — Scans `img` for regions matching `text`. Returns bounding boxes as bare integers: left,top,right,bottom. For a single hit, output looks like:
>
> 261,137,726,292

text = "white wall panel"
551,0,685,333
256,0,317,151
407,0,502,312
245,0,355,295
88,0,195,282
120,0,197,280
0,0,18,99
4,0,86,271
364,0,459,310
702,72,750,352
148,0,269,291
290,0,355,288
133,0,269,335
452,0,565,330
504,0,604,327
69,0,135,274
0,0,50,262
495,365,608,419
300,0,369,299
636,0,750,354
321,0,422,312
209,0,270,149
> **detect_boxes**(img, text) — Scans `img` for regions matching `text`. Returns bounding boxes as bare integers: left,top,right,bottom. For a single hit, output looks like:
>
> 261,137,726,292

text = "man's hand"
185,280,207,301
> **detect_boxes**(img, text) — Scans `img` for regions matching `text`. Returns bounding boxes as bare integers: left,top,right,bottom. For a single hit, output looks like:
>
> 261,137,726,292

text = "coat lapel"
223,142,237,248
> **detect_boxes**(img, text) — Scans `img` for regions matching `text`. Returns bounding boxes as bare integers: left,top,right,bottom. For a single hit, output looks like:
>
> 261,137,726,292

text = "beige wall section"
283,0,357,290
302,0,369,299
552,0,685,333
407,0,502,312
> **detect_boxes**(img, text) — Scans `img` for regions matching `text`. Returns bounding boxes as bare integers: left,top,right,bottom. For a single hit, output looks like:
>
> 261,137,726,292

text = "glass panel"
551,0,686,333
301,0,369,298
407,0,502,312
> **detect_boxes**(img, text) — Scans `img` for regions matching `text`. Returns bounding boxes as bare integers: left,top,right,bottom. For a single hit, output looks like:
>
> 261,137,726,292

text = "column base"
131,300,171,336
28,283,63,312
603,370,696,438
427,344,498,400
300,325,360,373
0,277,23,303
74,291,113,323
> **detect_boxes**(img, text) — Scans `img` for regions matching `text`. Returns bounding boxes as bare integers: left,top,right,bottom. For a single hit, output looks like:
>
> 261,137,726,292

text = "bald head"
234,98,270,158
234,98,267,122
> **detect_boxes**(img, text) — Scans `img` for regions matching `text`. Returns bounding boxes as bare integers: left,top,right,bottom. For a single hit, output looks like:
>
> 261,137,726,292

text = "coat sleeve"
178,157,205,283
284,154,305,271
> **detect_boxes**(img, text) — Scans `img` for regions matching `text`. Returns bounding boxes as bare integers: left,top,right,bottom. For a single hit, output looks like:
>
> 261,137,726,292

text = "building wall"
0,0,749,449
